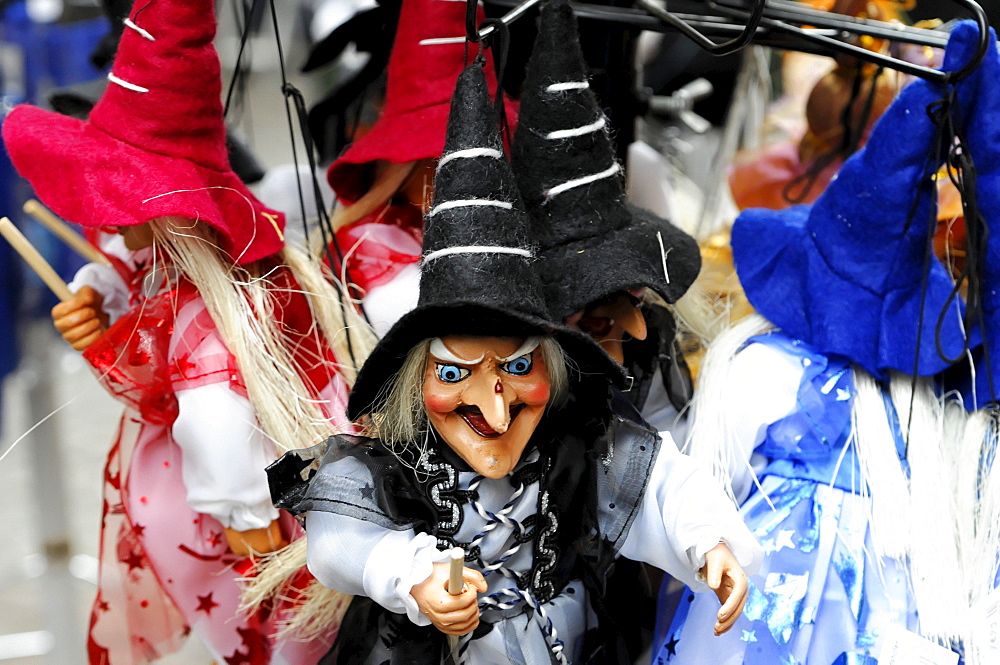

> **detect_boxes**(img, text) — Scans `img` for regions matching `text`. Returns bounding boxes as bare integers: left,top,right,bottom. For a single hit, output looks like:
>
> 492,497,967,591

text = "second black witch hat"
512,0,701,321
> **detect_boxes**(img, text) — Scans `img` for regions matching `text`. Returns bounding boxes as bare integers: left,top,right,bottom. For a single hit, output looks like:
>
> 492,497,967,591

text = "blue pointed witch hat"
732,22,990,379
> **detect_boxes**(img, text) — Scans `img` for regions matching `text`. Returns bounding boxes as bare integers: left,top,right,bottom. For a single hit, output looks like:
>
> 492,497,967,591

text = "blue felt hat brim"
734,205,973,379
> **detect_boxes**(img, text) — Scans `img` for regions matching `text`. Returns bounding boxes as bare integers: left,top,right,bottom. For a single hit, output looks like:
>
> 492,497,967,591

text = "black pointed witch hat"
511,0,701,321
347,62,623,420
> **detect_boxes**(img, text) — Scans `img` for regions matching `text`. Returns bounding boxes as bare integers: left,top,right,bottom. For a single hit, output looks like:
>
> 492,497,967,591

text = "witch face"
423,335,551,478
117,222,156,250
566,289,648,364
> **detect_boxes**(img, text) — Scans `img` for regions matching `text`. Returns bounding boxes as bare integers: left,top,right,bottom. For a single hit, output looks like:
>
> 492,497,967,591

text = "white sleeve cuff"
363,530,450,626
622,433,763,587
214,500,278,532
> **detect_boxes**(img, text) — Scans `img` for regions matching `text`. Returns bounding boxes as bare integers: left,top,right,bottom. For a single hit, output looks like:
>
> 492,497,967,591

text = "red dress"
80,252,351,665
329,202,423,337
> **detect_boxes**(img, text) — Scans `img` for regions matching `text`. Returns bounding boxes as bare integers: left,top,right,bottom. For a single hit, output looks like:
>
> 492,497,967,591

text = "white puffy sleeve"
306,506,450,625
684,338,806,504
168,295,279,531
618,432,764,590
172,383,279,530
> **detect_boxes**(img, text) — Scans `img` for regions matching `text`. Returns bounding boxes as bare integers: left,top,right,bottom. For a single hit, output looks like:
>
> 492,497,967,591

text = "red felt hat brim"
3,104,285,265
326,101,452,204
327,97,520,204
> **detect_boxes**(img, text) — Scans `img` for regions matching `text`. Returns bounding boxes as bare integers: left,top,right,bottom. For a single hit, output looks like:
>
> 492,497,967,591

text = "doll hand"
410,562,487,636
701,542,748,636
224,520,288,557
51,286,109,351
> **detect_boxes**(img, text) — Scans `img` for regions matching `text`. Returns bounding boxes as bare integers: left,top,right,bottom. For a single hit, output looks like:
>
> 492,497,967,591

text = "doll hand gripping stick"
410,546,487,645
0,217,108,351
0,217,111,351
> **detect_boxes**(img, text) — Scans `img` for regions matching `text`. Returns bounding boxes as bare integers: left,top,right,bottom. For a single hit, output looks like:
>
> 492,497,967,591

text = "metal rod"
483,0,995,81
478,0,541,39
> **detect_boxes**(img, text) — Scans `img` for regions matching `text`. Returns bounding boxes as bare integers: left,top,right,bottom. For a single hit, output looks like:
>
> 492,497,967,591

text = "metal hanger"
634,0,768,55
479,0,994,83
702,0,990,83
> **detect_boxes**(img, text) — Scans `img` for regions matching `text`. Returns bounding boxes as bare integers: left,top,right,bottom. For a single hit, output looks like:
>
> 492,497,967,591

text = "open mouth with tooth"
456,403,527,438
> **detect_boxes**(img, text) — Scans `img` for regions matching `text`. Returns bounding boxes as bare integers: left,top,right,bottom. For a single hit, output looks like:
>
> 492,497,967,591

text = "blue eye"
435,363,470,383
501,354,533,376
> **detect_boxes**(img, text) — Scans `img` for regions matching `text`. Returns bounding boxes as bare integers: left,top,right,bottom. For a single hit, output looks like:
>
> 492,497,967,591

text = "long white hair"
151,217,375,452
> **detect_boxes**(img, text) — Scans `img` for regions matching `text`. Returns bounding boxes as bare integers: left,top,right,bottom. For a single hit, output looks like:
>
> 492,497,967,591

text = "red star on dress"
196,592,219,614
97,599,110,612
206,531,223,547
173,353,197,379
122,550,144,571
224,650,251,665
132,523,146,538
223,627,269,665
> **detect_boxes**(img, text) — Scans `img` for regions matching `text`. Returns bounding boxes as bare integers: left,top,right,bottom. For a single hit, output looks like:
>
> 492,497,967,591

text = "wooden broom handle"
23,199,111,266
0,217,73,301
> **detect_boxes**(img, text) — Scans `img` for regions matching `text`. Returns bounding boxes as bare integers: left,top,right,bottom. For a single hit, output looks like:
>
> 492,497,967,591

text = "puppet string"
268,0,366,366
486,19,513,144
0,395,79,466
783,63,884,205
897,87,955,455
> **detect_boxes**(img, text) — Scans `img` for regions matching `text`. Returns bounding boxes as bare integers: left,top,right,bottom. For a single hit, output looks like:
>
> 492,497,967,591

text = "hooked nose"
617,303,647,342
464,371,514,433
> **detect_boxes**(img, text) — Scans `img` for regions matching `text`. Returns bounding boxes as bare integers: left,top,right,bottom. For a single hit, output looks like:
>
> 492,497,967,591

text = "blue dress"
653,332,917,665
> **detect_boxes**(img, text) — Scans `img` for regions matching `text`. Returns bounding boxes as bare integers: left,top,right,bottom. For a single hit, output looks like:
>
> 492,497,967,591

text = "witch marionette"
2,0,372,662
269,60,761,665
653,22,1000,664
510,0,701,434
325,0,513,338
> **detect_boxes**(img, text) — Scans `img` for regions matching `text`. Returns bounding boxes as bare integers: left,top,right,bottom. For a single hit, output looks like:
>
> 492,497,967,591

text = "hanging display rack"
479,0,993,82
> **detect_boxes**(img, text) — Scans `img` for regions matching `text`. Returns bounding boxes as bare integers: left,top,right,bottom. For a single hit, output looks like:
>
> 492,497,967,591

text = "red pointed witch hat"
2,0,285,265
326,0,514,204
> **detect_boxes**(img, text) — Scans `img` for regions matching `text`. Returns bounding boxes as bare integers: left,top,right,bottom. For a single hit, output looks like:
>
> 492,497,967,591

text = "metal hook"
707,0,990,84
637,0,767,56
466,0,482,42
478,0,995,84
944,0,991,83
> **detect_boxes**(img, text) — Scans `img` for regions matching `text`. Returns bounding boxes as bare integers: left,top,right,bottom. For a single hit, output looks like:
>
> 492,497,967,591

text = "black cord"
223,0,257,119
896,86,956,455
479,17,511,142
782,64,885,205
265,0,362,367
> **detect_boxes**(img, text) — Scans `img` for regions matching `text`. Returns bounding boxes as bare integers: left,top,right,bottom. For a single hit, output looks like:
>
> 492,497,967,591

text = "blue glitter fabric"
651,334,918,665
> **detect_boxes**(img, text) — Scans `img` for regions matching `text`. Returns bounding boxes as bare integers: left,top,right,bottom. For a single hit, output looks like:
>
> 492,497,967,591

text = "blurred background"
0,0,999,664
